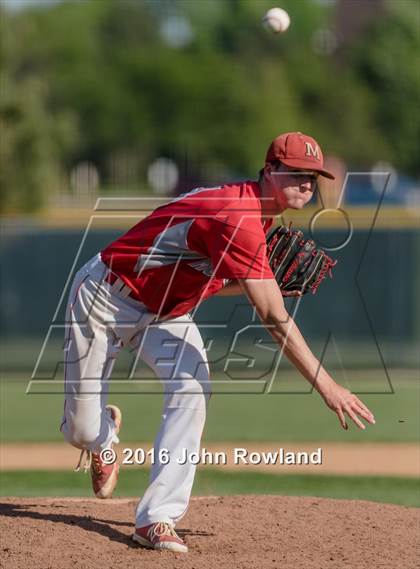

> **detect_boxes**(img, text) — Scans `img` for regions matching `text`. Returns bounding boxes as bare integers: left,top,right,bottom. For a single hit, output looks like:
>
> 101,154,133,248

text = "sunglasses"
288,169,319,183
271,168,318,185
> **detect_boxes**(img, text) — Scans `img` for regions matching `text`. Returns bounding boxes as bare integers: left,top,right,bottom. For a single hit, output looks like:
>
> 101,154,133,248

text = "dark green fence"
1,225,419,373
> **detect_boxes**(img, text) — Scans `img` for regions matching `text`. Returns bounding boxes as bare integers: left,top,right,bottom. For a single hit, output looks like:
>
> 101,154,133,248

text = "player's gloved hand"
318,381,376,430
266,224,337,296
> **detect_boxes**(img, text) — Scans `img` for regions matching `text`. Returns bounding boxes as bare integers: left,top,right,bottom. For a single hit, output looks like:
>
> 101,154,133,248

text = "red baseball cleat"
75,404,122,499
89,451,119,499
132,522,188,553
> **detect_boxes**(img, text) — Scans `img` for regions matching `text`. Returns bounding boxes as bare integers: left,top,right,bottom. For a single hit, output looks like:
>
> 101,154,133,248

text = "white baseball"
262,7,291,34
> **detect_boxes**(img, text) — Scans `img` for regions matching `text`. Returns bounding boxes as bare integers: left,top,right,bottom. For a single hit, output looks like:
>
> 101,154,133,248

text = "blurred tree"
0,75,77,212
344,0,420,175
0,0,418,212
17,0,161,176
0,5,78,212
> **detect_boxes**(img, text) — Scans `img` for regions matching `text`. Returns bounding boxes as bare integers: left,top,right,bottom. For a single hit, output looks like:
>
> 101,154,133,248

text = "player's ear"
262,161,274,176
266,160,282,173
258,165,270,183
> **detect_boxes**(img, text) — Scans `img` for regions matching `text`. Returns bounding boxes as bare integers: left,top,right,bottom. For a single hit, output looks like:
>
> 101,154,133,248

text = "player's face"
265,162,318,210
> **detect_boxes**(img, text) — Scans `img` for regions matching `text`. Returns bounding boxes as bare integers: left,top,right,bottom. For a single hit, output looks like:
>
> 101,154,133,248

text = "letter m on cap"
304,142,320,161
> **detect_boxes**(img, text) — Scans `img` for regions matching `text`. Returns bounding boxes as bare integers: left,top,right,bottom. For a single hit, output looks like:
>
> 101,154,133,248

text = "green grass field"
1,370,418,506
0,470,418,507
1,370,418,443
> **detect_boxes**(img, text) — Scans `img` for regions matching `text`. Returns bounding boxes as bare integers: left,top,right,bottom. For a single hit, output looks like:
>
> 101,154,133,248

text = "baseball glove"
266,224,337,296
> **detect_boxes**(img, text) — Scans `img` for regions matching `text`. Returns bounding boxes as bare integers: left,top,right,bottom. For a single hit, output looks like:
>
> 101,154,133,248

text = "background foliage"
0,0,419,211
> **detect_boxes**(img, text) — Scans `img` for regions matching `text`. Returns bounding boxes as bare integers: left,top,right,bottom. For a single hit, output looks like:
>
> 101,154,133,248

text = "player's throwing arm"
239,278,376,430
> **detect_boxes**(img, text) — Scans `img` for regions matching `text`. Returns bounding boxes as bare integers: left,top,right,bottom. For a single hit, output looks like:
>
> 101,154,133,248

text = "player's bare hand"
281,290,302,298
320,383,375,430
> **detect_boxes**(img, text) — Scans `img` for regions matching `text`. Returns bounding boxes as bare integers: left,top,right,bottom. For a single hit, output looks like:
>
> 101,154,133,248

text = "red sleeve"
208,219,274,280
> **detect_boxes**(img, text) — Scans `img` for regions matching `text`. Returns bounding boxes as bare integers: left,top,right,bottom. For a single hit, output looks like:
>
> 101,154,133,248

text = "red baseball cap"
265,132,335,180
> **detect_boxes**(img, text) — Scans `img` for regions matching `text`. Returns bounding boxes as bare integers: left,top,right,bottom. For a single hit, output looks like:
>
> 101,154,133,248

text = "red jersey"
101,181,274,318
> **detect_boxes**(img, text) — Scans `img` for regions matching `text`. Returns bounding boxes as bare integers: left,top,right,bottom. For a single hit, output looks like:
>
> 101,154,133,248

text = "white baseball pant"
60,254,211,527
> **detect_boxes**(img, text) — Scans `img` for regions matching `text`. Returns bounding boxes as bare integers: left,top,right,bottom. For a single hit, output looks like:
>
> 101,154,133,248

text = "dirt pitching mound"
0,496,418,569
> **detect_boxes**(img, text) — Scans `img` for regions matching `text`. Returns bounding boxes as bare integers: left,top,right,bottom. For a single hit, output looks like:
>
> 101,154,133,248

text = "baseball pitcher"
60,132,375,553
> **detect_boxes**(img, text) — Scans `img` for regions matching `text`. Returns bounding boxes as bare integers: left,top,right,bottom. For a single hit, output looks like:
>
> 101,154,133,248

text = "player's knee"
61,420,101,449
